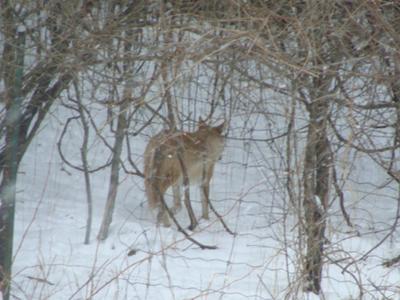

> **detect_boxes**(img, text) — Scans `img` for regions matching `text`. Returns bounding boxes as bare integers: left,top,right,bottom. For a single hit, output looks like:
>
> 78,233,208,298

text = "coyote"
144,118,225,229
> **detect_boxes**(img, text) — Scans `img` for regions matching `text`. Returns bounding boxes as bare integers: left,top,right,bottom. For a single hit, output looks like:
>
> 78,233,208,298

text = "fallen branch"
207,197,235,236
156,186,217,250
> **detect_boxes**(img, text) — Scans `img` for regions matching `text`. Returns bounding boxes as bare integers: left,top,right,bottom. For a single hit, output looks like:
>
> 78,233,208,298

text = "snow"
11,103,400,299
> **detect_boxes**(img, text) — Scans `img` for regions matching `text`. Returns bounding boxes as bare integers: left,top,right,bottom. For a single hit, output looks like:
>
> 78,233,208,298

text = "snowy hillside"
11,102,400,299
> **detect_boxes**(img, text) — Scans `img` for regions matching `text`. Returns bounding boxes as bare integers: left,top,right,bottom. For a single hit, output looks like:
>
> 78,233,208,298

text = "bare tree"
0,0,139,295
0,10,25,299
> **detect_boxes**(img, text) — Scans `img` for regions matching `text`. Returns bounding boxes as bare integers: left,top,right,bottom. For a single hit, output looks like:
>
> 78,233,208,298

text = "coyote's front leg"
201,163,214,220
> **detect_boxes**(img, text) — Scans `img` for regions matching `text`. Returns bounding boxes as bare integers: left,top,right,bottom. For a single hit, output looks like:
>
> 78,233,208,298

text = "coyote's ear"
214,121,226,134
198,117,207,128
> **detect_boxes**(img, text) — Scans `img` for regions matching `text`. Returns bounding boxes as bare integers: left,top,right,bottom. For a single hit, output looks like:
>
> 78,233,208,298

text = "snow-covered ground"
12,102,400,299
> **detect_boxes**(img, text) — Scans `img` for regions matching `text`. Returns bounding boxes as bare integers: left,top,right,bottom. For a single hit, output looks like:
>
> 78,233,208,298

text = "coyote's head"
197,117,226,135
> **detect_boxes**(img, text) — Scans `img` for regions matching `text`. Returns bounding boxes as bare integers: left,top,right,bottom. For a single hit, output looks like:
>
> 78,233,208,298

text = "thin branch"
157,187,217,250
329,117,398,154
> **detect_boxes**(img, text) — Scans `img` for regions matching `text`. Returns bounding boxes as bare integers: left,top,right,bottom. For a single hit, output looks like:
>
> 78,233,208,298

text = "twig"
156,186,217,250
207,198,236,236
26,276,54,286
383,253,400,268
343,185,400,273
330,151,354,229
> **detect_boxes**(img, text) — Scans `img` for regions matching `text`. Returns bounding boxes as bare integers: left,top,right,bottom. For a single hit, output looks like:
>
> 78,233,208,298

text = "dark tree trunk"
0,27,25,300
302,96,330,294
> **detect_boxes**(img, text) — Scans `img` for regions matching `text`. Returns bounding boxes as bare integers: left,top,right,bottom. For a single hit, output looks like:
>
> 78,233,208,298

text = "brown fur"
143,119,225,227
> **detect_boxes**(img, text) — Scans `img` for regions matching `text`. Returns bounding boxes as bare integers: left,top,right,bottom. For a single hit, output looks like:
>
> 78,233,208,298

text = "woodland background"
1,1,400,299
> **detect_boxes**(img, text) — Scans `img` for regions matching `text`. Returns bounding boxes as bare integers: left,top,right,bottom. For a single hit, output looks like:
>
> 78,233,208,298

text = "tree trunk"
97,26,133,241
74,81,93,245
97,98,128,241
0,27,25,300
302,97,330,294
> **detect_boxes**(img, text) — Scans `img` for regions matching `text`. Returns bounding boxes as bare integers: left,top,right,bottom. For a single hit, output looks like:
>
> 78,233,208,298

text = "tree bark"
0,27,25,300
74,81,93,245
303,97,330,294
97,96,128,241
